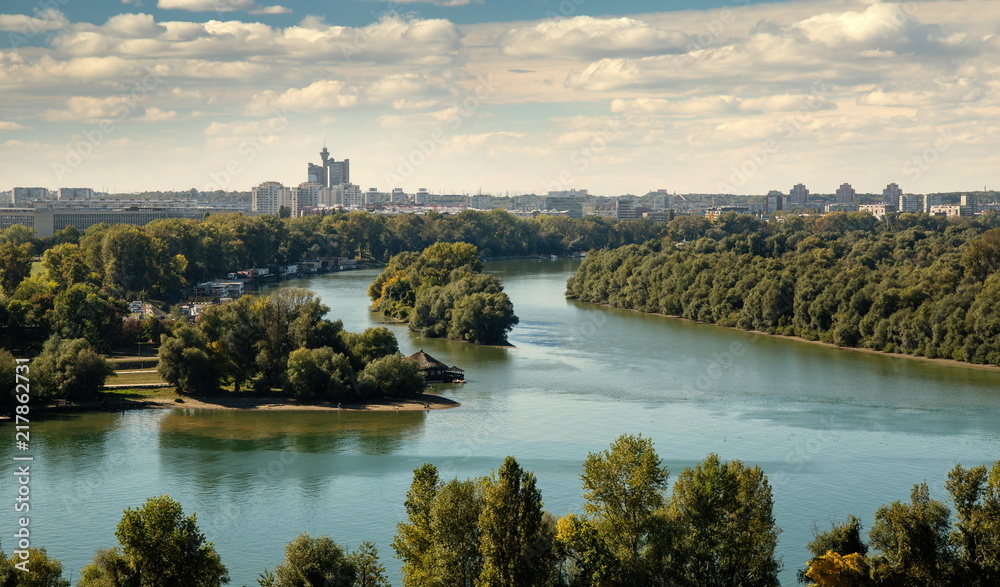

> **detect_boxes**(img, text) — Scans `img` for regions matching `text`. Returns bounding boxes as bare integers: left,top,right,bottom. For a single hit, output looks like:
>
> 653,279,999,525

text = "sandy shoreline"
33,392,460,416
576,300,1000,373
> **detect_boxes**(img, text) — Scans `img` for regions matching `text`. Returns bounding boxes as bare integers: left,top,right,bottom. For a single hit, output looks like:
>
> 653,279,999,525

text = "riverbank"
30,388,460,417
572,299,1000,373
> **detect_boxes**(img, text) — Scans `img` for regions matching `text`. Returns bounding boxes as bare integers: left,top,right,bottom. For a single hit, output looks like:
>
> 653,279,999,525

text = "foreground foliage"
7,444,999,587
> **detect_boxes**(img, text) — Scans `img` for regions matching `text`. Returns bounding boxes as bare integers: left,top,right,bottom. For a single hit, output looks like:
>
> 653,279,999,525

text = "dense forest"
0,210,664,352
6,436,998,586
368,242,519,344
567,211,1000,366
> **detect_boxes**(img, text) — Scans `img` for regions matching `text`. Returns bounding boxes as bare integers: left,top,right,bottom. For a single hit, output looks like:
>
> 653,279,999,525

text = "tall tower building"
836,183,856,204
883,183,902,211
789,183,809,205
327,158,350,186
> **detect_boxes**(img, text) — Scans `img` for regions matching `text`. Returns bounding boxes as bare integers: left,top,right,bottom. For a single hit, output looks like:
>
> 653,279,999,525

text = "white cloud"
366,0,481,5
0,9,68,33
157,0,289,14
247,80,359,115
0,121,28,131
502,16,690,59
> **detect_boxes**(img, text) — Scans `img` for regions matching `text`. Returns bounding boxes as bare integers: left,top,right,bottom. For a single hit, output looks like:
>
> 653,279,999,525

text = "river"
4,259,998,585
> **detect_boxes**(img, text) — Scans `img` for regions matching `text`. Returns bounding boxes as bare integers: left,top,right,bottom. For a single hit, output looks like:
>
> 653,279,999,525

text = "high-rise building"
291,182,324,216
614,196,636,220
765,190,784,214
390,188,406,203
922,194,942,213
414,188,430,205
334,183,363,208
836,183,856,204
252,181,291,215
328,159,349,186
12,187,49,206
544,190,585,219
306,147,350,188
789,183,809,205
58,187,94,200
900,194,923,213
961,194,977,213
883,183,902,211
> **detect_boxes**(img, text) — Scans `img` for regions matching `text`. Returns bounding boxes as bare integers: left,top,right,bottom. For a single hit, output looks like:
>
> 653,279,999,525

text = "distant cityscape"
2,147,998,238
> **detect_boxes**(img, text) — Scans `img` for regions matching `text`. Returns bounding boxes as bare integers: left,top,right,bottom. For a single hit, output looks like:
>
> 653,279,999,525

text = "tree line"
5,435,997,586
368,242,519,345
157,288,425,400
566,211,1000,366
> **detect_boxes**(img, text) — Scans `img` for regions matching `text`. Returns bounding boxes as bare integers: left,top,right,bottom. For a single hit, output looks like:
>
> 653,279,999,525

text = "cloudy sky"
1,0,998,196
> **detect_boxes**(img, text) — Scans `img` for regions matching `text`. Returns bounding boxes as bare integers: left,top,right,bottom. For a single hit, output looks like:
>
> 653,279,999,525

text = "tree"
258,533,355,587
341,327,399,372
868,483,955,586
81,495,229,586
157,326,223,394
667,453,781,587
356,353,424,399
0,543,70,587
447,291,518,344
32,336,113,401
394,464,441,587
197,295,265,393
580,434,669,579
51,283,125,350
0,241,33,293
555,513,619,586
800,516,869,584
284,347,354,401
347,541,391,587
41,243,90,287
477,456,555,587
804,551,873,587
98,224,164,294
945,462,1000,585
428,478,483,587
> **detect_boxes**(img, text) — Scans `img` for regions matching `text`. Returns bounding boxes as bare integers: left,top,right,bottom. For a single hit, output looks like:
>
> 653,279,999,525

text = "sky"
0,0,998,196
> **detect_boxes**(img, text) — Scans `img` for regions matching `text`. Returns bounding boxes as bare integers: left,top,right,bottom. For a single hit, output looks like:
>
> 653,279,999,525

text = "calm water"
3,259,998,585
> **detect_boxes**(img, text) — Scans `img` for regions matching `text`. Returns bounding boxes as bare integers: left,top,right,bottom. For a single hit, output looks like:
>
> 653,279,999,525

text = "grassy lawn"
100,387,181,404
106,370,166,386
30,260,43,276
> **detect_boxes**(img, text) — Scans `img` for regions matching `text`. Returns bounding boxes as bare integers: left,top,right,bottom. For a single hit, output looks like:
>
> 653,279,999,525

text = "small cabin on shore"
407,349,465,383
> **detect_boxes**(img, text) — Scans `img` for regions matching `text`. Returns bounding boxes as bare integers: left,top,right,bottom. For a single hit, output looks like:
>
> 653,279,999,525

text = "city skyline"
1,0,998,195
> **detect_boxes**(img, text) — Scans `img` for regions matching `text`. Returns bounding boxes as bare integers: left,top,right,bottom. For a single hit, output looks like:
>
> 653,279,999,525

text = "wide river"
4,259,999,585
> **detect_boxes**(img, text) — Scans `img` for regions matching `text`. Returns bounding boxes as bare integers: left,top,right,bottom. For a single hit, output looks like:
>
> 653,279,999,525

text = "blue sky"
1,0,998,195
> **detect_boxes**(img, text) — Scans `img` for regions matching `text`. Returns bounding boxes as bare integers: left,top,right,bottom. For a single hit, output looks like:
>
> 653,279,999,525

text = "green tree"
447,291,518,344
945,462,1000,586
347,541,391,587
258,533,356,587
41,243,91,287
0,241,33,293
555,513,619,587
0,542,70,587
580,434,669,580
51,283,125,350
80,495,228,587
32,336,113,401
868,483,955,586
477,456,555,587
667,453,781,587
157,326,223,395
356,354,424,399
284,347,354,401
394,464,441,587
429,479,483,587
340,327,400,372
